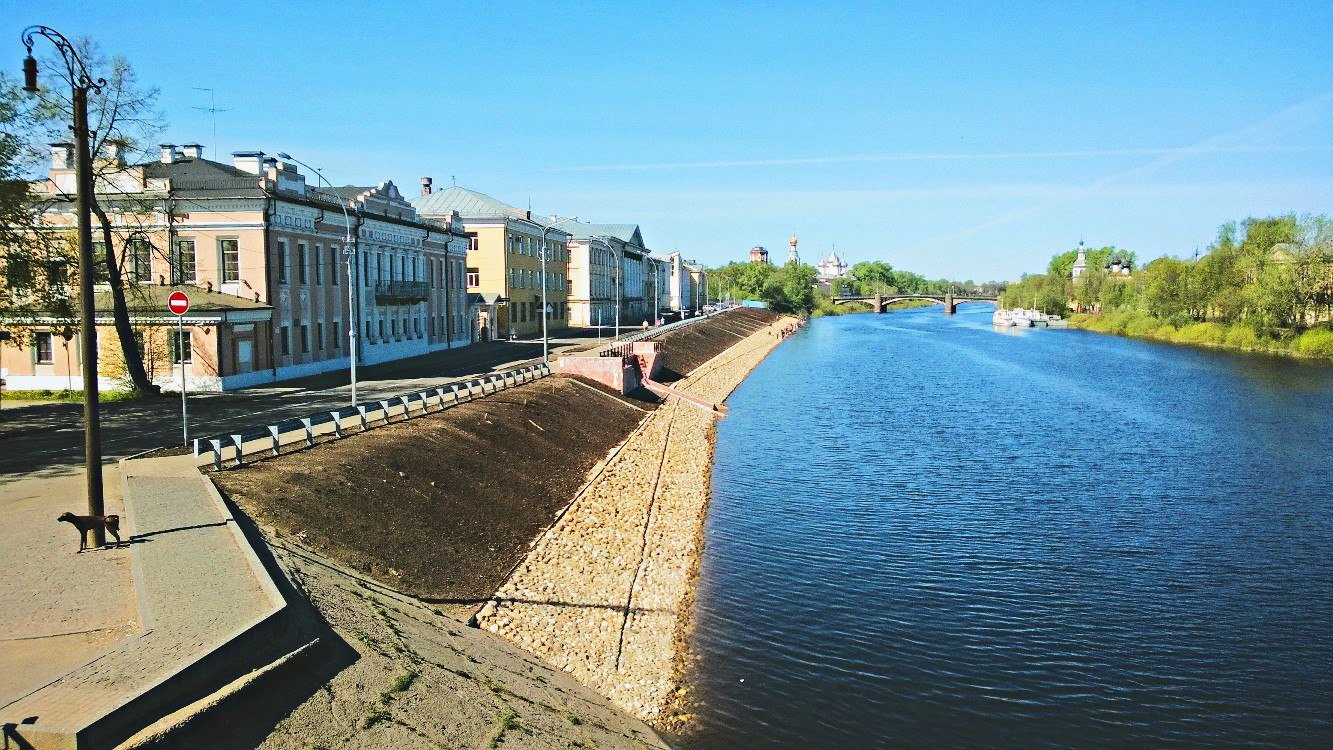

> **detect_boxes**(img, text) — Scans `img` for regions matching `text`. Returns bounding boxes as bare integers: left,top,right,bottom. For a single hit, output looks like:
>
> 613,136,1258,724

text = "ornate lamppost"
22,26,108,545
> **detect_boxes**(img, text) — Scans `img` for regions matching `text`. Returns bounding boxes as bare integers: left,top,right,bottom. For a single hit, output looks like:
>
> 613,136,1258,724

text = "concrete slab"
0,469,139,707
0,456,288,749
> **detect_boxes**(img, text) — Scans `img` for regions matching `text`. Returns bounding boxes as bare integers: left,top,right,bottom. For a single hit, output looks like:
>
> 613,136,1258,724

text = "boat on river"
993,310,1014,326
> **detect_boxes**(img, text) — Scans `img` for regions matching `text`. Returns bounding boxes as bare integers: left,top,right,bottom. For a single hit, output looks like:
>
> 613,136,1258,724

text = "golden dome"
789,233,798,247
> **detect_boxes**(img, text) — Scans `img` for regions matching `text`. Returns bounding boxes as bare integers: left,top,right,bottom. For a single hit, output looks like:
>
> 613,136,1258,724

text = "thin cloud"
906,91,1333,256
554,144,1327,172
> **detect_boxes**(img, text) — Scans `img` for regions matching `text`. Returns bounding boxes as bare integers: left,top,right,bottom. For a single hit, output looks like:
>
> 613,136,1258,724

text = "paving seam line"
473,405,659,624
614,398,681,671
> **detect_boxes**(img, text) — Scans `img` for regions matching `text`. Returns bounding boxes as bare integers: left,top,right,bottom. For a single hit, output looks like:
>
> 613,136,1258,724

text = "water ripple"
687,307,1333,749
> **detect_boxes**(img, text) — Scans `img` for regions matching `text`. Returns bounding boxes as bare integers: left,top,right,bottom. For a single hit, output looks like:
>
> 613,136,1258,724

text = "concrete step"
0,456,302,750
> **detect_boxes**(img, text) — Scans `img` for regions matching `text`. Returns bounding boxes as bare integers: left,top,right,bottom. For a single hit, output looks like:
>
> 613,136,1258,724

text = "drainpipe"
264,194,277,377
443,230,453,349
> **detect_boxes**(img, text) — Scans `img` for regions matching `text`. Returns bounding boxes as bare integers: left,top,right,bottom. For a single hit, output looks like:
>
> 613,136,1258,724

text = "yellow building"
411,182,571,340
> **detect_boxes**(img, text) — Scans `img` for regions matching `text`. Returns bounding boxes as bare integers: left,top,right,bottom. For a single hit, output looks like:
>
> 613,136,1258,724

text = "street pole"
277,153,357,405
538,217,577,363
178,316,187,445
24,26,106,545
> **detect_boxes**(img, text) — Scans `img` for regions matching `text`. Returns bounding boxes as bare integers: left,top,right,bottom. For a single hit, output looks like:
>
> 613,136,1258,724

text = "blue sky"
7,0,1331,280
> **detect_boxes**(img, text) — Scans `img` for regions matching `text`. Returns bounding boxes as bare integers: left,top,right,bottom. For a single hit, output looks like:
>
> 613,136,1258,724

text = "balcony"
374,280,430,305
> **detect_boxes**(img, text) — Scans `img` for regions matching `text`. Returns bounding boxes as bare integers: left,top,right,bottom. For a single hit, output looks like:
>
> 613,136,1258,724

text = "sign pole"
178,314,188,445
168,290,191,446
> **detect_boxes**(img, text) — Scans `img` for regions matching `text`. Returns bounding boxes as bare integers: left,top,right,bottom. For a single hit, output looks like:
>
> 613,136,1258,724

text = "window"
33,331,54,364
392,319,398,337
279,326,290,356
467,233,479,253
330,246,339,285
365,321,371,340
169,328,192,364
128,238,152,282
297,243,308,284
221,239,240,283
508,234,514,254
332,321,340,348
172,239,196,284
362,253,370,284
314,244,323,284
414,318,420,337
277,241,289,284
316,322,324,351
300,324,309,353
378,320,385,339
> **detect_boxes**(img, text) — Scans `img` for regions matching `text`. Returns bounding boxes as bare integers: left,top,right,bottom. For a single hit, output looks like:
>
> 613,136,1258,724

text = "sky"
5,0,1331,281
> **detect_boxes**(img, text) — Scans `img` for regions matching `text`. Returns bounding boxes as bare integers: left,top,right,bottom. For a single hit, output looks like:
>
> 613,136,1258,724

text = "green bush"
1124,315,1161,338
1154,324,1177,339
1176,322,1227,346
1223,324,1261,350
1294,328,1333,357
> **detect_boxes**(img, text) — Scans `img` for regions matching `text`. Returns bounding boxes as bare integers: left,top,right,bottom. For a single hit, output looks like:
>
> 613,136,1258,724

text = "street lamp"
539,216,577,363
277,153,358,405
591,235,621,339
22,25,108,546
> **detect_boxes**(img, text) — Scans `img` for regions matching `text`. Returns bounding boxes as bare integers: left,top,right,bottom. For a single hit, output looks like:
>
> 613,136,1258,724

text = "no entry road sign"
168,290,190,316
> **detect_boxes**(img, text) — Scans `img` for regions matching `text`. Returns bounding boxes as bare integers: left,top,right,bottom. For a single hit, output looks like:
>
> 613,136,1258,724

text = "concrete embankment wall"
476,315,800,723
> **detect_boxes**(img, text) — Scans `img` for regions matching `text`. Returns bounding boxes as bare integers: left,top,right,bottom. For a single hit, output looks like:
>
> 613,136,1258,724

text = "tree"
0,73,77,340
31,39,166,393
850,260,895,295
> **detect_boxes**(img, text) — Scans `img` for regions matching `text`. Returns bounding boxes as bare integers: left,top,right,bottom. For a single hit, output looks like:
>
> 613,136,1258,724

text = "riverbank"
474,315,800,730
1067,312,1333,359
813,298,934,316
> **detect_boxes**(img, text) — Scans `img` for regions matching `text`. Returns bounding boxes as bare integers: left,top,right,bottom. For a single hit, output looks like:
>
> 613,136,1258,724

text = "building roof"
138,156,263,194
410,185,529,220
3,284,272,324
545,216,645,247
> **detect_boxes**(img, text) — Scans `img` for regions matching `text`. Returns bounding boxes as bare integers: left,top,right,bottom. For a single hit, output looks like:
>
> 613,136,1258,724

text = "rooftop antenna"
451,175,456,186
191,87,231,159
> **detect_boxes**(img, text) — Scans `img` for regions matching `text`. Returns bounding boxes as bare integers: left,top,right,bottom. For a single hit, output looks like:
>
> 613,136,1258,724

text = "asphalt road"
0,332,604,481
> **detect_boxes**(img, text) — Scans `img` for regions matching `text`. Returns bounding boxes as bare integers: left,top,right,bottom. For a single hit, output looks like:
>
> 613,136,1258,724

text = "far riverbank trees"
1001,214,1333,357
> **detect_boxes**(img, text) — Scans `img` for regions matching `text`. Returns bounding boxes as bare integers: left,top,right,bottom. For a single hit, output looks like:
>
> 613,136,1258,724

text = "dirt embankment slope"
212,309,780,614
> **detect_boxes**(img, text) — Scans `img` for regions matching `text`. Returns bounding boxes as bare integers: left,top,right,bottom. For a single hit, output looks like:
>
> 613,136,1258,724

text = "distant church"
817,246,849,279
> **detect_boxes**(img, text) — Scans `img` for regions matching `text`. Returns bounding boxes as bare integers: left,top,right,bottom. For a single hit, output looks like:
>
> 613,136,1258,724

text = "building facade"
411,183,571,340
1,145,469,392
658,252,708,314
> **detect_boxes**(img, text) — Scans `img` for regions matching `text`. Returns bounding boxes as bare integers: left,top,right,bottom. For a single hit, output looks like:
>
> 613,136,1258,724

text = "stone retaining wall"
475,316,801,723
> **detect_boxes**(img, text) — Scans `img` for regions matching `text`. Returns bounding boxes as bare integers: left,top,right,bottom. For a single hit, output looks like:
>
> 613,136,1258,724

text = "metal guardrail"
194,361,553,470
598,308,728,354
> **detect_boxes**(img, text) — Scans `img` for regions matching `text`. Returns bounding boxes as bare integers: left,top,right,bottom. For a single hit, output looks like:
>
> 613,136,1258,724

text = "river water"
688,305,1333,749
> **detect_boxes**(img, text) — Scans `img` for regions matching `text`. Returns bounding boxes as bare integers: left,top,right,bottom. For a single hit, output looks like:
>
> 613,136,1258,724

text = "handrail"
193,361,553,469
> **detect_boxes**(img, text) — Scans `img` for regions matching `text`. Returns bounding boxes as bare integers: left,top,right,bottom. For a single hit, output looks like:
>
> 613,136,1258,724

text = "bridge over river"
831,293,997,314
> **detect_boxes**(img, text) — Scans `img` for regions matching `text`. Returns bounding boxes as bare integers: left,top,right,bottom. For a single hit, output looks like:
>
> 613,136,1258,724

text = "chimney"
159,144,179,164
231,151,264,174
420,176,432,196
49,142,74,170
103,141,127,166
180,143,204,159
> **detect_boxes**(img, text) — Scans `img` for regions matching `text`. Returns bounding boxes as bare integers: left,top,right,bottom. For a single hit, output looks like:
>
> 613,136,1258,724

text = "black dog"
57,512,122,551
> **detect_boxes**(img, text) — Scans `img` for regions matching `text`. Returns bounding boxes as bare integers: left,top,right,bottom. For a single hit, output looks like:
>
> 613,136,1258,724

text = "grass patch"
0,388,140,403
380,670,418,705
361,708,391,729
488,711,520,749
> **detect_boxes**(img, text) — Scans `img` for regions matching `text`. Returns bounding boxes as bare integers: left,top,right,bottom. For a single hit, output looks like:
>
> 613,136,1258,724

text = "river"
687,304,1333,749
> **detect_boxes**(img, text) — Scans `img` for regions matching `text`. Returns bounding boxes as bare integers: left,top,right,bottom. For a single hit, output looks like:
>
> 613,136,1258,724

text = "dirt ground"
656,309,780,379
129,539,670,750
212,310,779,619
213,377,650,615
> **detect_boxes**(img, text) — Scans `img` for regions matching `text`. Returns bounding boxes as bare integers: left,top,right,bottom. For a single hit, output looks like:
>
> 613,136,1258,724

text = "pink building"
0,145,471,392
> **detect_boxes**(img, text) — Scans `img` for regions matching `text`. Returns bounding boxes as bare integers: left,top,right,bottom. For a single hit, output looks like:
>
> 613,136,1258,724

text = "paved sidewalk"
0,469,139,707
0,455,286,748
